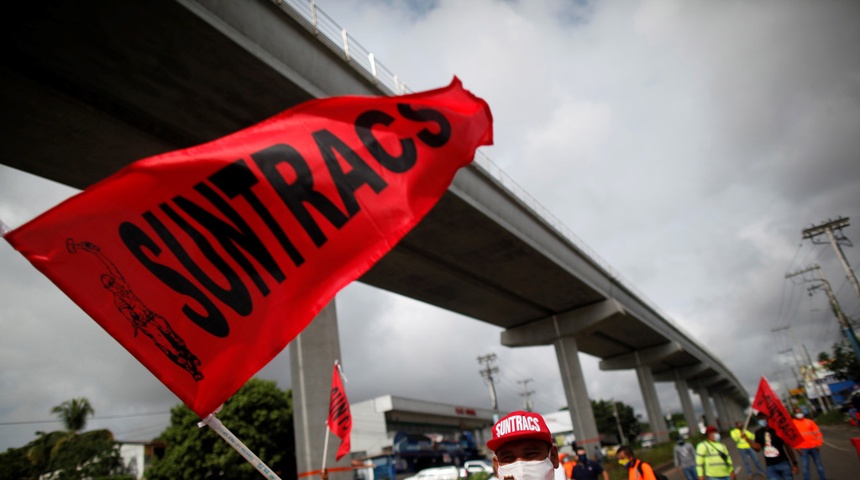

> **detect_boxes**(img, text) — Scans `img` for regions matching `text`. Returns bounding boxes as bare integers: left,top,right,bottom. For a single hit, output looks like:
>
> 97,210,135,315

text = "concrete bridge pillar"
697,387,716,427
673,371,698,436
502,300,631,450
635,364,669,443
712,392,730,431
290,301,352,480
554,335,601,449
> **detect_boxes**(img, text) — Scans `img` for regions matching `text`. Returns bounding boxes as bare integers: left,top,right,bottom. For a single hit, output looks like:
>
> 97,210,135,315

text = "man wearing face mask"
729,421,765,478
570,447,608,480
615,446,658,480
488,411,559,480
750,413,798,480
695,426,735,480
673,437,697,480
791,407,826,480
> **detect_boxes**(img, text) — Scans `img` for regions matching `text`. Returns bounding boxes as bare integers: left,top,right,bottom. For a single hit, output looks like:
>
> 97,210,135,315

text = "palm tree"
51,397,94,433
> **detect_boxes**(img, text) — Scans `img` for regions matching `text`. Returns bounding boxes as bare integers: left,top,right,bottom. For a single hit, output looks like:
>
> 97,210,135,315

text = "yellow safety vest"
696,441,733,478
729,427,754,449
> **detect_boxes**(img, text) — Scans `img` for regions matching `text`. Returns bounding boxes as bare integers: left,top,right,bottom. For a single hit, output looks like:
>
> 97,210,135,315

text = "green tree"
819,340,860,381
0,444,37,480
590,399,641,445
147,378,297,480
12,398,130,480
52,398,95,433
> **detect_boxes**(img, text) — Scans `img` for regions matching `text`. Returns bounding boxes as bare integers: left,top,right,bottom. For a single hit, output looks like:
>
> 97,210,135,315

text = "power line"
0,410,170,427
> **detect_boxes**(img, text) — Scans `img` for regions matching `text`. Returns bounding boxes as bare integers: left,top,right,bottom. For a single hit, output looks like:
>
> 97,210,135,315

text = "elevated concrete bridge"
1,0,748,472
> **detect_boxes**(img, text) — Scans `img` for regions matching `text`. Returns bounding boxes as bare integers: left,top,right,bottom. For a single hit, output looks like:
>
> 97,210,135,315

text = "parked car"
403,466,463,480
463,459,494,476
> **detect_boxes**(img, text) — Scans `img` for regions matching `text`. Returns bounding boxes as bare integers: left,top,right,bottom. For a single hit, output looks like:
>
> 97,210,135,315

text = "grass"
814,409,849,425
601,439,686,480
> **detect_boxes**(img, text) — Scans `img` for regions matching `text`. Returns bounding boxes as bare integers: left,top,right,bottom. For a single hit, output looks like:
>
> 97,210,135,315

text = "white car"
463,460,494,476
403,466,463,480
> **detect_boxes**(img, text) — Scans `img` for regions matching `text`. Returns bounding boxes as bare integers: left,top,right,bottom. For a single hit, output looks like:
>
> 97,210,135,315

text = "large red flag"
751,376,803,448
327,361,351,461
4,77,492,417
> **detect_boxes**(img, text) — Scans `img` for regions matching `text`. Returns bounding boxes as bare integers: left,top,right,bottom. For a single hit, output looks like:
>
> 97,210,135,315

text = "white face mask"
497,457,555,480
795,413,804,419
712,433,721,443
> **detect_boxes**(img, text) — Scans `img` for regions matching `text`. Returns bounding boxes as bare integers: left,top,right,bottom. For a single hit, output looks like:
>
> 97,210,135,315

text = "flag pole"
742,409,753,432
322,421,331,472
0,218,11,237
200,412,283,480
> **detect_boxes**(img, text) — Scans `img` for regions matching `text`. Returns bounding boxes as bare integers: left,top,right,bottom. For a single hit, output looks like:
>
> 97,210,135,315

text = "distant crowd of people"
671,406,827,480
474,406,829,480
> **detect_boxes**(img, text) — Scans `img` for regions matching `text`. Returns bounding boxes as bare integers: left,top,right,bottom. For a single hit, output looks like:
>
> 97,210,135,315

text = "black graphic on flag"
67,239,204,381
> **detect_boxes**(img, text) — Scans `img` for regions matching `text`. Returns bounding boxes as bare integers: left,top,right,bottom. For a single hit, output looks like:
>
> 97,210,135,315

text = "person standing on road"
559,453,574,480
696,426,735,480
730,420,765,477
673,437,697,480
750,412,798,480
615,446,657,480
791,407,827,480
593,446,603,465
570,447,608,480
488,411,559,480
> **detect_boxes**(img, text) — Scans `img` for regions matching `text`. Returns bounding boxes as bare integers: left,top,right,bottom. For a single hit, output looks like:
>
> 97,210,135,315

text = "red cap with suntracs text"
487,411,553,451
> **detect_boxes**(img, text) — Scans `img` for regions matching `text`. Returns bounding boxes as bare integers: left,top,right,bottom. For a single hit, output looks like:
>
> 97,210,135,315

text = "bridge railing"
272,0,408,95
269,0,739,384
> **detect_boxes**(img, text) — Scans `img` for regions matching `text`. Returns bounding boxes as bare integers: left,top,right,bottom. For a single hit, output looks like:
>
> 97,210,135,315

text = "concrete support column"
729,400,742,423
635,365,668,443
697,387,716,427
712,392,729,431
554,335,601,448
673,371,698,435
290,301,351,480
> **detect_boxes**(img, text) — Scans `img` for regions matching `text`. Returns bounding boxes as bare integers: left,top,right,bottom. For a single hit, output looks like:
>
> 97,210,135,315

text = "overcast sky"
2,0,860,453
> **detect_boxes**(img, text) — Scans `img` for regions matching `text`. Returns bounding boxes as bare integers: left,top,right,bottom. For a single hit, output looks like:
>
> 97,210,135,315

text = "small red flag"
751,376,803,448
4,77,492,417
327,362,351,461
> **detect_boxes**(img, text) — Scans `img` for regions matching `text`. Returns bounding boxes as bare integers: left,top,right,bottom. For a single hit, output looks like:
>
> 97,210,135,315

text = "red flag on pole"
4,77,492,418
327,361,352,461
751,376,804,448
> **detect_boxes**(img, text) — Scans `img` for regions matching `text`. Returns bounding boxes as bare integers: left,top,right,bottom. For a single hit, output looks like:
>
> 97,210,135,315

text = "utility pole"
778,347,809,404
771,325,831,412
789,264,860,365
803,217,860,301
478,354,500,422
611,400,627,446
517,378,535,412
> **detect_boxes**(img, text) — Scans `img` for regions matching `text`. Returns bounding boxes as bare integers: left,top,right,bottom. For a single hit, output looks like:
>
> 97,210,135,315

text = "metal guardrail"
269,0,744,391
272,0,409,95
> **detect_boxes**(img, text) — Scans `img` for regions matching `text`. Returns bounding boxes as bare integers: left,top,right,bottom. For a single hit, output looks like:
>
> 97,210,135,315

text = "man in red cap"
487,411,560,480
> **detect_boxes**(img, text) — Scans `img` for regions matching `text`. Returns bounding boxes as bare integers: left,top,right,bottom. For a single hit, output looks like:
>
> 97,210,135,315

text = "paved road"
657,424,859,480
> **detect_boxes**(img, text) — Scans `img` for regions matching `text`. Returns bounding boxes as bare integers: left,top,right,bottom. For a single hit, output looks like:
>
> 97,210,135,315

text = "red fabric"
5,77,492,417
327,363,351,461
751,377,804,448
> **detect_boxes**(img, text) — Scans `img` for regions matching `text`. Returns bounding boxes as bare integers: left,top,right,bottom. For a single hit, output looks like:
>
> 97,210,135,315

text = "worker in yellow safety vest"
729,421,764,477
695,426,735,480
792,407,827,480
